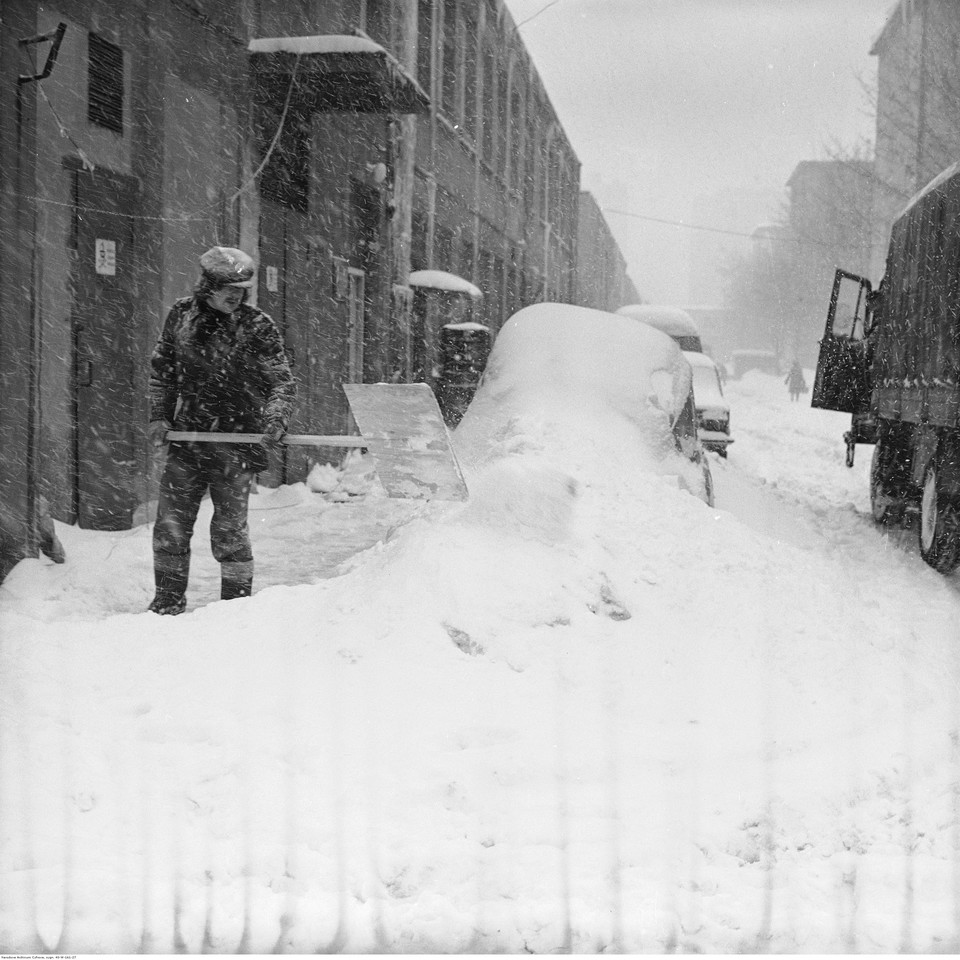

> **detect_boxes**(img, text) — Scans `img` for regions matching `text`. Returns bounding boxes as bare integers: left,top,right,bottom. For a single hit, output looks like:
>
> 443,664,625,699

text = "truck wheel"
918,461,960,573
870,441,904,525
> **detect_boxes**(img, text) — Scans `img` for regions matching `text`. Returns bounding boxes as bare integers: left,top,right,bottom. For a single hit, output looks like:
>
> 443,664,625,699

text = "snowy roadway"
1,368,960,954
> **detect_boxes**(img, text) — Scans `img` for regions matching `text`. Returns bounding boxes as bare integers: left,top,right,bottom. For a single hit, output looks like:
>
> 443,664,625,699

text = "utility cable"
27,54,301,224
603,206,861,251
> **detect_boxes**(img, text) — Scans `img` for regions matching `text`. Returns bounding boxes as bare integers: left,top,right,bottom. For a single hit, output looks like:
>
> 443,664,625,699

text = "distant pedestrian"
147,246,295,615
785,360,807,402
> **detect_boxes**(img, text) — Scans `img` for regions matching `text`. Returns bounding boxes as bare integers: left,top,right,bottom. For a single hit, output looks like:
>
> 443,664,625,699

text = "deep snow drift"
2,346,960,953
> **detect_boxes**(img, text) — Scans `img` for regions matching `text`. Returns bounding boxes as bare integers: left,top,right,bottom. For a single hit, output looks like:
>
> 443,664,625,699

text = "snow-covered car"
684,351,733,457
615,304,703,352
454,302,714,507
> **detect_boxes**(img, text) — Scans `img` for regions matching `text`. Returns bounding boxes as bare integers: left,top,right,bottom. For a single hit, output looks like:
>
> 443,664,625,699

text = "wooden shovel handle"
166,431,368,448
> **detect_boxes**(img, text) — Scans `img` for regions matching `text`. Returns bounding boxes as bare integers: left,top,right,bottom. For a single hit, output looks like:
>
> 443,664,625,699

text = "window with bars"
441,0,459,118
88,33,124,134
462,13,477,139
258,107,310,213
417,0,433,94
481,46,496,164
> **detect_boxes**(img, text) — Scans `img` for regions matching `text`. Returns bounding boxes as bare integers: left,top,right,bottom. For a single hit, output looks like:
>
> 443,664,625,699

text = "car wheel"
918,461,960,573
870,440,905,525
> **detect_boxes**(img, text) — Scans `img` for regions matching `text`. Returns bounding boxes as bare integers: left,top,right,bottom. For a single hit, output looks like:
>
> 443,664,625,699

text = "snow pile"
2,357,960,952
305,450,379,500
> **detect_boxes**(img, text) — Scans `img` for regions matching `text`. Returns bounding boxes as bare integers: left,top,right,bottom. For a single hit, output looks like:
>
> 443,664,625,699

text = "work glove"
149,419,171,449
260,419,286,455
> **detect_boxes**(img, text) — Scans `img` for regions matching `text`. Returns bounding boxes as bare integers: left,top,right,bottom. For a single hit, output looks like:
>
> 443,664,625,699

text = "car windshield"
692,365,723,402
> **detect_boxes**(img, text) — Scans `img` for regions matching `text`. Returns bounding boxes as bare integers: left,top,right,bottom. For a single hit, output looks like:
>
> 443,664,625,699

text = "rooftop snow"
616,303,700,338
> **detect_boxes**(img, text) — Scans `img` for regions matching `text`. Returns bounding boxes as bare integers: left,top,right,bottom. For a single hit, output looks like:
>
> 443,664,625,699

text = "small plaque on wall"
95,239,116,276
265,265,279,292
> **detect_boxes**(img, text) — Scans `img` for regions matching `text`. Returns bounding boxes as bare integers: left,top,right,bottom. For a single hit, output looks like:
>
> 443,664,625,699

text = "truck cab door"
812,269,872,413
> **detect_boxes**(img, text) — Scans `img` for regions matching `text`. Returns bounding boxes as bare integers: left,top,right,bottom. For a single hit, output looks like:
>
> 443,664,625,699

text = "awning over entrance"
249,35,430,115
409,270,483,299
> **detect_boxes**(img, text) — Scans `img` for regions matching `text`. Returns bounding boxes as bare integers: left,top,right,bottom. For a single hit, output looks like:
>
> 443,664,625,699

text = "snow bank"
2,361,960,953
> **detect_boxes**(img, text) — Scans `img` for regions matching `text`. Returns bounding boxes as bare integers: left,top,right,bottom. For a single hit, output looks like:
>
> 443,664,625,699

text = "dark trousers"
153,443,254,600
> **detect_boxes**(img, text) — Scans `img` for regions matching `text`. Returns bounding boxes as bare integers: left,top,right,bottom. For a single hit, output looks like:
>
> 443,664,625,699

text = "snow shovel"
166,382,469,501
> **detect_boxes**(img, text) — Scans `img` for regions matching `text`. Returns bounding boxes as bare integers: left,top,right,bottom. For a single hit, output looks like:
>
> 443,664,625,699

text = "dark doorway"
350,179,382,382
71,167,139,530
258,201,313,484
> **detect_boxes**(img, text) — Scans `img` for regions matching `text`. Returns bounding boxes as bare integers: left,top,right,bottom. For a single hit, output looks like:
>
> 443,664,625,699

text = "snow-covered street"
2,368,959,954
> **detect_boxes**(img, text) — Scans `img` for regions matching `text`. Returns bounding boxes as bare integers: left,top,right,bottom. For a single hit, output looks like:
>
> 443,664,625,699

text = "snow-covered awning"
248,35,430,115
408,270,483,298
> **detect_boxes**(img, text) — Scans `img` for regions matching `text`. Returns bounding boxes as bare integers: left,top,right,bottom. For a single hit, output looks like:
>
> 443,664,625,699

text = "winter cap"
199,246,256,287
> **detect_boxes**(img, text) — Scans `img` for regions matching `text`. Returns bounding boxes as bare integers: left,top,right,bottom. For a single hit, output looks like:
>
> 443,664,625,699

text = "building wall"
3,0,631,537
576,191,637,312
871,0,960,277
408,0,583,386
786,160,875,365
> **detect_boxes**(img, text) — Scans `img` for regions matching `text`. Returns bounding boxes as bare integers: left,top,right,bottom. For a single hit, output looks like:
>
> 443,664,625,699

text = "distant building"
685,188,784,307
870,0,960,276
576,192,638,312
785,160,874,364
682,305,735,362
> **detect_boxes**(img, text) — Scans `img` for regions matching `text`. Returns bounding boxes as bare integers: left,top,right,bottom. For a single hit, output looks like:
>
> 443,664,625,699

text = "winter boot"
148,593,187,615
221,559,253,601
149,553,189,615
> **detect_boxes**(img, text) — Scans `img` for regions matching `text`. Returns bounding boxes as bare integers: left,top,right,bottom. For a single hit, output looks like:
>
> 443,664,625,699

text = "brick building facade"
1,0,629,551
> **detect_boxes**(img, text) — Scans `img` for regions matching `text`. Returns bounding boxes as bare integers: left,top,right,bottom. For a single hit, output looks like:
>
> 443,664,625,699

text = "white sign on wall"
265,266,279,292
95,239,116,276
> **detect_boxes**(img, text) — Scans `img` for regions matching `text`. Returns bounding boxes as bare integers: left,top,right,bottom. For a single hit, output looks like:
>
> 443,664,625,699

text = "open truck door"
812,269,873,413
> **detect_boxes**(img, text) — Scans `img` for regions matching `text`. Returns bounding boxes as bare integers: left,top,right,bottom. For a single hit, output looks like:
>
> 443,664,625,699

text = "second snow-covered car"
685,351,733,457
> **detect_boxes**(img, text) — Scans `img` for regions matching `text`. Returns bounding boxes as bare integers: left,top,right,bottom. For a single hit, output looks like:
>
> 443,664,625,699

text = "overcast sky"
503,0,896,305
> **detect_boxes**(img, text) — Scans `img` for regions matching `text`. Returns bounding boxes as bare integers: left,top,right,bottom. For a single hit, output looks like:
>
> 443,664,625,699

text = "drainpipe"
11,22,66,555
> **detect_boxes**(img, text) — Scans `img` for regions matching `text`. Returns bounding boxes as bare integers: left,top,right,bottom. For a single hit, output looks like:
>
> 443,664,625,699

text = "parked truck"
813,161,960,574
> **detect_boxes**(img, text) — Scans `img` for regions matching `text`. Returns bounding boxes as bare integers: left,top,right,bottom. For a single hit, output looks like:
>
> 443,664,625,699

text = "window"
462,12,477,138
508,84,524,187
258,107,310,213
417,0,433,93
411,211,428,272
441,0,458,117
481,46,496,163
365,0,389,47
88,33,123,134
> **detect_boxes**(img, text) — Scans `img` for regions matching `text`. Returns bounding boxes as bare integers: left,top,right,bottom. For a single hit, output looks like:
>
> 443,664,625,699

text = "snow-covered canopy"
248,35,386,55
442,321,490,332
616,303,700,339
409,270,482,298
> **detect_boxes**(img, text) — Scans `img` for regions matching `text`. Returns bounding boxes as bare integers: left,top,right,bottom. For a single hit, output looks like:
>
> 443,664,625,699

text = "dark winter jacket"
149,296,295,434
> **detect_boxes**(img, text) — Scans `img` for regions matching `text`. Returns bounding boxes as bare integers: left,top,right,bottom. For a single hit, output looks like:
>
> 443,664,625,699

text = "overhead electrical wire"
603,206,850,250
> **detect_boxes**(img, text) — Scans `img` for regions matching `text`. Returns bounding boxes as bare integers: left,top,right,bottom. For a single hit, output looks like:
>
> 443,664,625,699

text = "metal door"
72,169,138,530
812,269,873,413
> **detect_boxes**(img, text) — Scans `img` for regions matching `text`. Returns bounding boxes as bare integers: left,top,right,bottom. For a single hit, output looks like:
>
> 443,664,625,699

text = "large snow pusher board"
167,383,469,501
